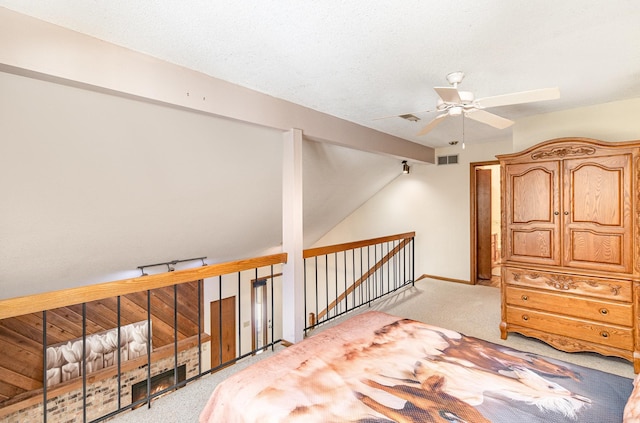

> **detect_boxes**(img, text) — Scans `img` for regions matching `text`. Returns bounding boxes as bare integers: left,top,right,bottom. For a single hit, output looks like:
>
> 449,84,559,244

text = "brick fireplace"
3,346,200,423
131,364,186,409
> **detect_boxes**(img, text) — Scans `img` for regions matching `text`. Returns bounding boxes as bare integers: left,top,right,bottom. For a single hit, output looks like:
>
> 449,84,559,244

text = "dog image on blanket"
202,315,595,422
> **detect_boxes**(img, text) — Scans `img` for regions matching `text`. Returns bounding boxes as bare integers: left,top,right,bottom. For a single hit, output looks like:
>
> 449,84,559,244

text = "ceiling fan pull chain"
462,113,466,150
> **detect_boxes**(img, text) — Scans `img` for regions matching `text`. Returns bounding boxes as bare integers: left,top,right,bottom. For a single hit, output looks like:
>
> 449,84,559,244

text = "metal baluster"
343,251,347,314
411,237,415,285
303,258,308,332
333,253,339,316
82,303,87,422
387,242,391,291
218,276,223,367
270,265,275,351
146,291,151,409
360,247,364,307
117,296,122,410
314,256,319,325
197,281,202,376
367,245,372,306
42,310,47,423
237,272,241,357
325,254,329,319
173,284,178,387
352,249,356,309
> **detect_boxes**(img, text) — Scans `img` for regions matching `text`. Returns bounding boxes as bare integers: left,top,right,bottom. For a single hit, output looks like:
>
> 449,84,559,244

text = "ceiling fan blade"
465,109,514,129
434,86,461,103
475,87,560,108
416,113,448,136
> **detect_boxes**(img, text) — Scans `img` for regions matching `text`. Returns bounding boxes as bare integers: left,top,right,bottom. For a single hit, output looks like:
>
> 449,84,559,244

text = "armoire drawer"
506,306,633,350
503,267,632,302
505,286,633,326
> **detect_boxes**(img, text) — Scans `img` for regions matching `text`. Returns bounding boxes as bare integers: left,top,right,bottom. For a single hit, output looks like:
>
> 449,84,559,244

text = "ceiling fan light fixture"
449,106,463,116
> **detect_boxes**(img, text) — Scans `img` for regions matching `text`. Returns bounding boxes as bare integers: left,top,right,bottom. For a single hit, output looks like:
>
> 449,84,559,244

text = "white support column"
282,128,305,343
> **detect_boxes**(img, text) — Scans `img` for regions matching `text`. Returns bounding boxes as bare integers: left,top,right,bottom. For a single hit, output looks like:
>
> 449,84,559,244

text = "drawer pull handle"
600,308,609,315
522,315,529,321
521,295,528,301
600,331,609,338
554,211,559,215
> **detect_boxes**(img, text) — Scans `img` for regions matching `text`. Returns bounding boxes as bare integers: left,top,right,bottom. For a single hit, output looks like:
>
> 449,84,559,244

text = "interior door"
210,296,236,368
476,168,493,281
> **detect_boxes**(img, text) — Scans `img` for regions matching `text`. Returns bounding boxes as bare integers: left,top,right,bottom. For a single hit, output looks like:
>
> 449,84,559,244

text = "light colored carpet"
111,277,634,422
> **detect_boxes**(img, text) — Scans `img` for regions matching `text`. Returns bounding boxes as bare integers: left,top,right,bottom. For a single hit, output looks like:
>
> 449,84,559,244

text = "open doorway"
470,161,501,287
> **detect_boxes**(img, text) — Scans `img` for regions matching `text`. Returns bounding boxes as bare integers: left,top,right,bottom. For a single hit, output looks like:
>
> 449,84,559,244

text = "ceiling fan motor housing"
436,91,475,110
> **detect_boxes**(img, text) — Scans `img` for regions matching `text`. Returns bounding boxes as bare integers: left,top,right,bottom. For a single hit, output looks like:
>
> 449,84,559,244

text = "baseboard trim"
418,274,471,285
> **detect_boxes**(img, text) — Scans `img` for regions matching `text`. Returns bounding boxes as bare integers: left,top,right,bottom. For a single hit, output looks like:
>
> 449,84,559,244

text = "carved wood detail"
509,326,633,361
531,146,596,160
544,275,578,291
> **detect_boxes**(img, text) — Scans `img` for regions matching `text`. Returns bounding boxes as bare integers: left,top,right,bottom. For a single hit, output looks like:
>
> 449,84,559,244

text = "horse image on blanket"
221,319,590,423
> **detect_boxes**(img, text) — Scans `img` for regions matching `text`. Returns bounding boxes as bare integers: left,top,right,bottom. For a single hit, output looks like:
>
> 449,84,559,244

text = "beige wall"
314,138,513,282
317,97,640,282
514,97,640,150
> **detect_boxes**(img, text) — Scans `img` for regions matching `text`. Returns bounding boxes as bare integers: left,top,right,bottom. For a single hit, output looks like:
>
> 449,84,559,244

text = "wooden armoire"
497,137,640,372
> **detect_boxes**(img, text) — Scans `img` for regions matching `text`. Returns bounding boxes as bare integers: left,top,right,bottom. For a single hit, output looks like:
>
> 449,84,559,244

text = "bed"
200,311,634,422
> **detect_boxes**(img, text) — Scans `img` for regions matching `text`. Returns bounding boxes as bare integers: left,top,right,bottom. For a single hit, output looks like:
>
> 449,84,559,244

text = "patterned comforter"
200,311,633,422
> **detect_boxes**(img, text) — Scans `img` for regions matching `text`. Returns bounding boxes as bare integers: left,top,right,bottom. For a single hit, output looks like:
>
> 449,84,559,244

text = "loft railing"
0,253,287,423
303,232,415,334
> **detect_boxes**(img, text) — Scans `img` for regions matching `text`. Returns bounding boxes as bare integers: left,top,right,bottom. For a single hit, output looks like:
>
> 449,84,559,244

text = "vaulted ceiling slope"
1,1,639,147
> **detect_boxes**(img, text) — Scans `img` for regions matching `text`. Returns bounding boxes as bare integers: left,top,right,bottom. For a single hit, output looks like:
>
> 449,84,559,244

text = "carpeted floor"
111,277,635,422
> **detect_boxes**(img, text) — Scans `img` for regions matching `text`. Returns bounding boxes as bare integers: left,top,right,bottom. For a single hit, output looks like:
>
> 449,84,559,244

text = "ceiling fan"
402,71,560,136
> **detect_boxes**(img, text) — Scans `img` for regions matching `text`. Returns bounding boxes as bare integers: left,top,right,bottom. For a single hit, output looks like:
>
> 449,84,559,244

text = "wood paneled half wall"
0,281,203,407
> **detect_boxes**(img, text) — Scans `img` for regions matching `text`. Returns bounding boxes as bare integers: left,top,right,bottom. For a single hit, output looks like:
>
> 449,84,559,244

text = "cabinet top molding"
497,137,640,161
531,146,596,160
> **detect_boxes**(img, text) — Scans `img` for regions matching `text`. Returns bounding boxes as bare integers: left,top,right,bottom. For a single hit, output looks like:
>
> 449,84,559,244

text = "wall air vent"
437,155,459,165
399,114,420,122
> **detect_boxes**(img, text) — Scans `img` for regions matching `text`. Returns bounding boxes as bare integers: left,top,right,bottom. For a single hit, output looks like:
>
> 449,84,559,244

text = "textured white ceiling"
1,0,640,148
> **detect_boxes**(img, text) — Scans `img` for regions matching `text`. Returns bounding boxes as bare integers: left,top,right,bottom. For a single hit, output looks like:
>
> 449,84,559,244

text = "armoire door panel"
510,165,557,224
504,161,560,265
511,229,555,260
569,162,623,226
563,154,632,272
568,230,623,266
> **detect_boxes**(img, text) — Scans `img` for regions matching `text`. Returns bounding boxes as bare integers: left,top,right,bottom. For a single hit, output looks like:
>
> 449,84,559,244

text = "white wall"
0,71,284,298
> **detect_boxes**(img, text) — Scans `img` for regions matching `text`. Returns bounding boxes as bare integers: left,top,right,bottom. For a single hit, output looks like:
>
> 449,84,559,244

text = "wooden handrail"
0,253,287,320
303,232,415,258
315,237,412,321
